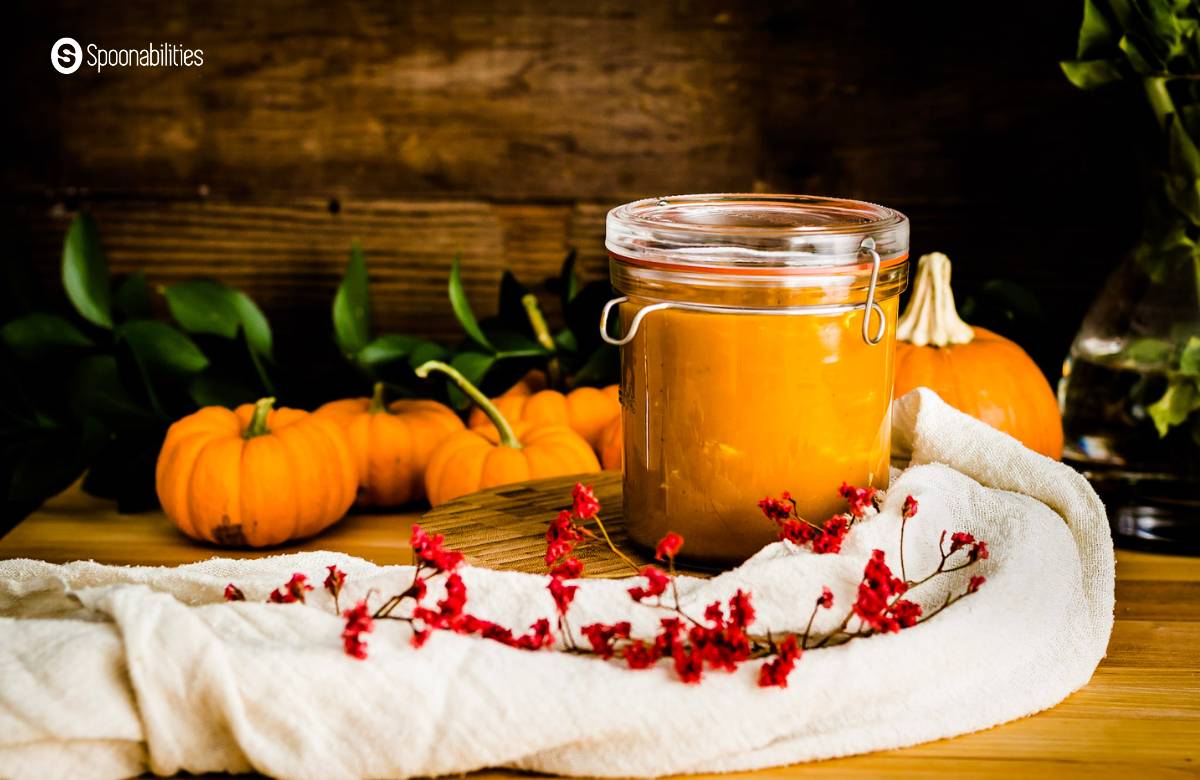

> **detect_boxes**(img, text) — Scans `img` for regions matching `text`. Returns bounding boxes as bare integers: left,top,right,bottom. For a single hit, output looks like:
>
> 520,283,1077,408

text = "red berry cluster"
341,600,373,659
758,635,801,688
544,484,598,580
268,573,314,604
853,550,921,633
948,531,990,563
757,483,877,555
581,587,761,684
404,527,554,651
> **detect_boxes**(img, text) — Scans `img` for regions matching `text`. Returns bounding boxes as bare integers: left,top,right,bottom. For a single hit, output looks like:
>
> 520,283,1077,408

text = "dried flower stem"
590,514,642,575
801,599,821,649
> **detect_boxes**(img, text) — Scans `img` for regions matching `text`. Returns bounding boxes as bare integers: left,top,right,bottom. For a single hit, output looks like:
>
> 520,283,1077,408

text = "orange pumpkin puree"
620,297,899,565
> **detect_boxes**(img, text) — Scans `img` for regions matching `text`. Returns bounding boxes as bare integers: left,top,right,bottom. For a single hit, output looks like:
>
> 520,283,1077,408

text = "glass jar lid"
606,193,909,271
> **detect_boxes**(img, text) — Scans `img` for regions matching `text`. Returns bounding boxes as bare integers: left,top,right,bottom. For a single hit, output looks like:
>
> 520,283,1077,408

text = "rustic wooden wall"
5,0,1142,372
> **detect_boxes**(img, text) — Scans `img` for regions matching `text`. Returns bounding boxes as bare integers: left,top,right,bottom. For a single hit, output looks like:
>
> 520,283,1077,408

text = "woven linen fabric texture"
0,389,1115,780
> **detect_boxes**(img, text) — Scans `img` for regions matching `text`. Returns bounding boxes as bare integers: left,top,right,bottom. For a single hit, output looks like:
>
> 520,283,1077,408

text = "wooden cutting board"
420,471,711,578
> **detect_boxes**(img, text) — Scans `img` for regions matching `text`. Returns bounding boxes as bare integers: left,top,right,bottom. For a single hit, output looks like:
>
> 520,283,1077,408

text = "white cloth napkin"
0,389,1114,780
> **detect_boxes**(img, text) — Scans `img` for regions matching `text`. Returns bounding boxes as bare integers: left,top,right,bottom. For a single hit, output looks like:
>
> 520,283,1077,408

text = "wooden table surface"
2,485,1199,779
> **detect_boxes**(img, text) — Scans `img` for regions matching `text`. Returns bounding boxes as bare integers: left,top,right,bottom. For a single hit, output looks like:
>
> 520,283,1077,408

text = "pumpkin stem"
245,397,276,438
522,293,563,389
369,382,387,414
414,360,523,449
896,252,975,348
522,294,556,352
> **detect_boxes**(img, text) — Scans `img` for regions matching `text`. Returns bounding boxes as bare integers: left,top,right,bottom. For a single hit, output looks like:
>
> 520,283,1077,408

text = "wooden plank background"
4,0,1142,370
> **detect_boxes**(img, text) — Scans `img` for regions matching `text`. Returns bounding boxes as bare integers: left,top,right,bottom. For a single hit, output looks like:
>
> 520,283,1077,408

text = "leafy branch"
1063,0,1200,436
329,245,617,409
1,213,277,528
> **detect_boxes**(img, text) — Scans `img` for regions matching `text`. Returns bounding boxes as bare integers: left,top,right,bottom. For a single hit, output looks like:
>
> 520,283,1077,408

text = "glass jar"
1059,251,1200,554
603,194,910,566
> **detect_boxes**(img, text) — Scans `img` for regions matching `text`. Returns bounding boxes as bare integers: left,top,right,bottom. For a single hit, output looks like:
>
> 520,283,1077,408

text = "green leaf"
1078,0,1118,59
117,320,209,374
449,253,493,351
114,271,151,320
1060,59,1124,89
495,348,550,360
572,345,619,387
1,313,93,360
359,334,424,368
80,425,167,513
1106,0,1135,32
554,328,578,353
1142,0,1184,56
188,372,256,408
446,351,496,409
162,280,272,361
1,419,104,511
564,280,615,354
560,249,580,306
1179,335,1200,375
231,291,273,358
70,355,159,425
1119,32,1161,72
496,271,533,333
408,340,450,370
333,241,371,357
1147,376,1200,436
1167,113,1200,182
1169,320,1200,345
1179,103,1200,142
452,350,496,384
1133,217,1195,281
1123,337,1174,366
488,331,544,355
61,213,113,329
163,280,240,338
1195,252,1200,310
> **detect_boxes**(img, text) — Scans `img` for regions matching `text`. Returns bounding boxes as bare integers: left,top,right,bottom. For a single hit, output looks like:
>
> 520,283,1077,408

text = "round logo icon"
51,37,82,74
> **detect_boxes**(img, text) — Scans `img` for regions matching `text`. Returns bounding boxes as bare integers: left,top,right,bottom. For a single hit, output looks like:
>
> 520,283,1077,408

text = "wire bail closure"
859,237,885,345
599,238,887,347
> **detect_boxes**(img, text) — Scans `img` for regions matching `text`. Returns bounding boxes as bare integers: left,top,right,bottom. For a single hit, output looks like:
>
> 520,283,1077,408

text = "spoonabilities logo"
49,38,204,74
51,37,82,74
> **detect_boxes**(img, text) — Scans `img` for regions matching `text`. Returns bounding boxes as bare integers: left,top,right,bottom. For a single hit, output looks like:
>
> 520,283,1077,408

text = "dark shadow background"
4,0,1144,377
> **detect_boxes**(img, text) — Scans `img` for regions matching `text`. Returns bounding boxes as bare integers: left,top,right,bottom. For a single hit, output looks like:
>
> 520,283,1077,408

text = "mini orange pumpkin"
598,414,622,471
893,252,1063,459
469,384,621,449
155,397,357,547
316,383,464,506
508,369,549,396
418,361,601,506
466,370,545,430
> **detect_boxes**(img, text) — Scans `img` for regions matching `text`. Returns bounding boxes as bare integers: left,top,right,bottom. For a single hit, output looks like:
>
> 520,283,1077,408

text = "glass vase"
1059,252,1200,554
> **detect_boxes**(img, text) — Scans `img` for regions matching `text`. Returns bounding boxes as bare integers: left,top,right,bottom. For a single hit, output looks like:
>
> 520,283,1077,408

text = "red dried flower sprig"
341,600,373,659
324,565,346,612
757,483,878,554
268,573,314,604
225,483,989,691
387,526,553,651
550,485,989,686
